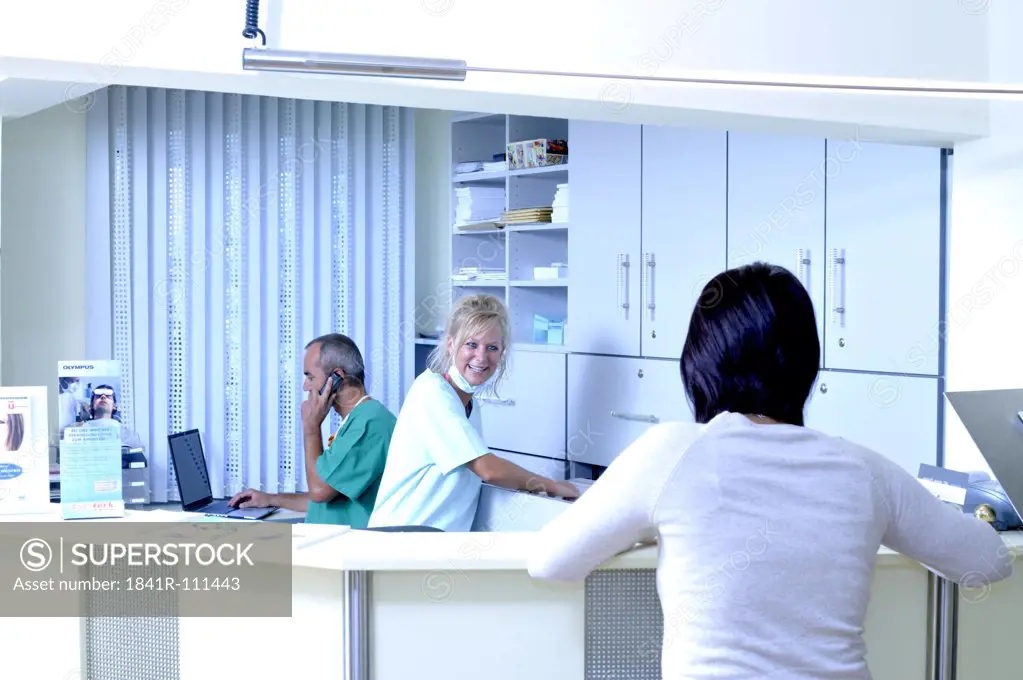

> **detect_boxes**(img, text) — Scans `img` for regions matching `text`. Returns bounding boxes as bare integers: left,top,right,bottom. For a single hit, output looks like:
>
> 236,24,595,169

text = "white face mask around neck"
448,364,480,394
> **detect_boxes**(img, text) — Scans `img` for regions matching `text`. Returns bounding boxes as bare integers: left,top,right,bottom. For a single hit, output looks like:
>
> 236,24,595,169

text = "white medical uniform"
368,371,488,532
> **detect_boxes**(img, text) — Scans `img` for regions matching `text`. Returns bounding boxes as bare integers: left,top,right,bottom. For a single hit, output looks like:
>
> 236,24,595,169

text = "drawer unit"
478,350,567,459
123,468,149,505
567,354,692,467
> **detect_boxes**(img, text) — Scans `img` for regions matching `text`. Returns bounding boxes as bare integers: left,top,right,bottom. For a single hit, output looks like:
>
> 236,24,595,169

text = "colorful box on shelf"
507,138,568,170
533,263,568,280
533,314,566,345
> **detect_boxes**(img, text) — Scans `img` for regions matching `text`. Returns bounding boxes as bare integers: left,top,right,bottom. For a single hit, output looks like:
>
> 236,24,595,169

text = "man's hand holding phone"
301,375,335,434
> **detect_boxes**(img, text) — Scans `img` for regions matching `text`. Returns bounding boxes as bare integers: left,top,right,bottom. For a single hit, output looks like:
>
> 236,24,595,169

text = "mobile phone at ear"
322,373,343,396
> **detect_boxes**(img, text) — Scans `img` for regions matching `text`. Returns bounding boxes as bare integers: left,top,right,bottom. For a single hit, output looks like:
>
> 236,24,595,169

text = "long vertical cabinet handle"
828,248,846,326
617,253,631,318
795,248,810,290
644,253,656,321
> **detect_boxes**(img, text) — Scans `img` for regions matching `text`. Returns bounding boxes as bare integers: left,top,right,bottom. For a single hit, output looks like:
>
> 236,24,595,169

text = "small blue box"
533,314,566,345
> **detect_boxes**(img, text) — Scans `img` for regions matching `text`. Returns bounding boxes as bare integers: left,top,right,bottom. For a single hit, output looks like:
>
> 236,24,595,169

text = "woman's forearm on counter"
473,454,561,495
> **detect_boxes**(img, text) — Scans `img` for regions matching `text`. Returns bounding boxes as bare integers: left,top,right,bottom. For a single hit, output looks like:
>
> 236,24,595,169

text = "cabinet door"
824,141,942,375
478,350,566,459
566,354,691,467
567,121,642,356
804,370,940,475
727,132,826,353
641,125,727,359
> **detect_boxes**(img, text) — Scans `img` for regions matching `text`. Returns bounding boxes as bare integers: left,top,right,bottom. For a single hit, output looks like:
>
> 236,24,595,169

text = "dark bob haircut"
680,262,820,426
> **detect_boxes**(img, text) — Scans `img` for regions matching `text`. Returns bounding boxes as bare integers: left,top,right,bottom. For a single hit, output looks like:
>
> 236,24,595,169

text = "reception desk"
0,500,1020,680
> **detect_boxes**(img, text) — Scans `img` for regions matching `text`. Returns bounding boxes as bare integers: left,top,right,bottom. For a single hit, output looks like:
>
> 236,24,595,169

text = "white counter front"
1,507,1020,680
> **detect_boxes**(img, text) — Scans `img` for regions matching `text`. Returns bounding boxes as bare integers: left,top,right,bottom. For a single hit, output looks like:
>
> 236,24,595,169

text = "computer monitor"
167,429,276,519
945,388,1023,524
167,429,216,511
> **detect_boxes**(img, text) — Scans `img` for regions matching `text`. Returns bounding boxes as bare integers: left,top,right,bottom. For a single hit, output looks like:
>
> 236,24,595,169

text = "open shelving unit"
448,113,570,353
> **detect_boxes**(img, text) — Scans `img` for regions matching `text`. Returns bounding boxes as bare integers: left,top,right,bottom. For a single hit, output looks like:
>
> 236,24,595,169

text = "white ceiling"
0,77,104,120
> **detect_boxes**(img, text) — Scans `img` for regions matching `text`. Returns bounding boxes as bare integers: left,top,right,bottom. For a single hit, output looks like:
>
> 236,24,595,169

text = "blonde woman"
369,294,579,532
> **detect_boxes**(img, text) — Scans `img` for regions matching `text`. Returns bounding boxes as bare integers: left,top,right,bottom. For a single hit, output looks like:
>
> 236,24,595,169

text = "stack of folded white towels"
454,186,505,227
552,183,569,223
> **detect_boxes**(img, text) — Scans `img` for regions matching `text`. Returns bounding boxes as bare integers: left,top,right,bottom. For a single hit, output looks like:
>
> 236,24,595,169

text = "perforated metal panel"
110,86,136,431
166,89,189,502
382,107,403,410
277,98,299,492
330,102,353,436
224,93,246,495
585,569,662,680
84,563,180,679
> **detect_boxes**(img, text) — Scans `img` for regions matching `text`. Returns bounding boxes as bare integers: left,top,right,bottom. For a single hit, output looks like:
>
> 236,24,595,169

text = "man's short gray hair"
306,333,366,387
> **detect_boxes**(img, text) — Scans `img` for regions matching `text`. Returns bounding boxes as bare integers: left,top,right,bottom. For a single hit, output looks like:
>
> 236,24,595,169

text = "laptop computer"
168,429,277,520
944,388,1023,526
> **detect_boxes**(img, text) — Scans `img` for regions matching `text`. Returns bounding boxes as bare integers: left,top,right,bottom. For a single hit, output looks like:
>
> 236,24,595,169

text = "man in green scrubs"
228,333,396,528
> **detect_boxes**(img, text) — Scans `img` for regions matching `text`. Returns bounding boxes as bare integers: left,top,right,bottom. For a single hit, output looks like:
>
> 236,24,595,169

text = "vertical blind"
86,86,415,503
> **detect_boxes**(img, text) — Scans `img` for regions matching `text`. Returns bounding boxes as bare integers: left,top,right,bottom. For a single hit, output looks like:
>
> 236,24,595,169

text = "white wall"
0,0,989,145
414,109,452,334
944,0,1023,474
0,103,88,441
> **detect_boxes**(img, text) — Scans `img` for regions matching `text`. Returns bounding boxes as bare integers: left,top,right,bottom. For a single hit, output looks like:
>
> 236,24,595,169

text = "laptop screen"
945,388,1023,520
168,429,213,509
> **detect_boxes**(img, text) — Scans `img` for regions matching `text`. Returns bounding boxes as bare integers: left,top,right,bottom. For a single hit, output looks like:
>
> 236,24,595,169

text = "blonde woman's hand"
553,481,581,500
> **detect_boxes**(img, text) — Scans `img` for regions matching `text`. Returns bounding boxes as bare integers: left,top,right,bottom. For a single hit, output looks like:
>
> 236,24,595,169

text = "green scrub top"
305,399,396,528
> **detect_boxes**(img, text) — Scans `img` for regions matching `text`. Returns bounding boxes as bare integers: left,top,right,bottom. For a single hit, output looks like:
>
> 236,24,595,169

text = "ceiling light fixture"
241,48,1023,101
242,48,468,81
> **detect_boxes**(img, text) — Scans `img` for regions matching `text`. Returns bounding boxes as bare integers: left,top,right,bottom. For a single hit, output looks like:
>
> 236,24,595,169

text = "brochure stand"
60,426,124,520
0,386,50,515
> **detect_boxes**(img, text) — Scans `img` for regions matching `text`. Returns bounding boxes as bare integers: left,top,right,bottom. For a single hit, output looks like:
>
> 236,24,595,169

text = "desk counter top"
4,507,1022,574
292,529,1023,573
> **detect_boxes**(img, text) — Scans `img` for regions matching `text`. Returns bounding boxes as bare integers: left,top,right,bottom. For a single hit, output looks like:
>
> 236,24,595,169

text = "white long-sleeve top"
528,411,1013,680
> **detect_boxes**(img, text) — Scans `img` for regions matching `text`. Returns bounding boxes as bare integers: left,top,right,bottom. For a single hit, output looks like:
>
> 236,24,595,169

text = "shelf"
452,222,569,235
510,279,568,287
451,279,507,287
505,222,568,232
510,342,570,354
453,223,505,235
445,113,571,358
509,164,569,178
452,169,506,184
452,164,569,185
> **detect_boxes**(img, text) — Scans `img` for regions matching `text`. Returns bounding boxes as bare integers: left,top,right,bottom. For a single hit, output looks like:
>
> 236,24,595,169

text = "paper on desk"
292,524,349,550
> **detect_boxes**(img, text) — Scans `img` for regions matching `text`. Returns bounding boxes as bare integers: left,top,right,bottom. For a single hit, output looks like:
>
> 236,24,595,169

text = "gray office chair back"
364,525,443,532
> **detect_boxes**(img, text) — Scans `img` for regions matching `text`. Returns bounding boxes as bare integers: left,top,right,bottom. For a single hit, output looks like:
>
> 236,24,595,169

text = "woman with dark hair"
529,262,1011,679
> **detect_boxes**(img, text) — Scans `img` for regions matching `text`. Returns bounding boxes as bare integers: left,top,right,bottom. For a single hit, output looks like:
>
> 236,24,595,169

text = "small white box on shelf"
533,263,568,280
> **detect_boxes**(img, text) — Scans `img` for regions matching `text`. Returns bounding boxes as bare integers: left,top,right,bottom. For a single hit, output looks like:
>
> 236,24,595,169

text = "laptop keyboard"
203,501,235,515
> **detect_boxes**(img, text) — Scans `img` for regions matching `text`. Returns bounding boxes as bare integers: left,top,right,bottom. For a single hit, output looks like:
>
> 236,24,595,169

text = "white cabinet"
567,121,642,356
804,370,940,475
727,132,826,352
727,134,943,377
479,350,566,459
641,125,728,359
447,113,946,481
568,122,728,359
566,354,691,467
823,142,943,376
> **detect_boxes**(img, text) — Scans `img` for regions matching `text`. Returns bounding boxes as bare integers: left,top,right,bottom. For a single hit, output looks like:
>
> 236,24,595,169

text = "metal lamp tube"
242,48,467,81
